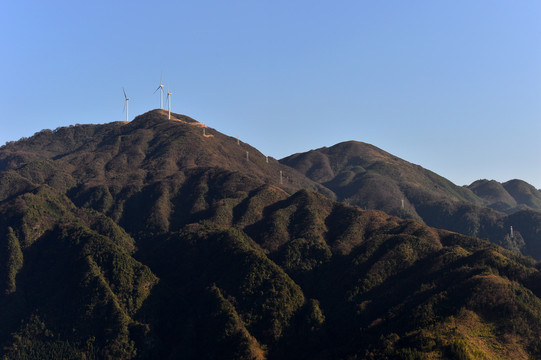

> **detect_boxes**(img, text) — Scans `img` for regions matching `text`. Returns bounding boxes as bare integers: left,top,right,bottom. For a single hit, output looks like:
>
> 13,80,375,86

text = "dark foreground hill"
1,110,541,359
281,142,541,259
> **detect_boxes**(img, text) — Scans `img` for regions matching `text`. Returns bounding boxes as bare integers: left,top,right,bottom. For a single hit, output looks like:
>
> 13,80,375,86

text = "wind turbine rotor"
155,76,165,109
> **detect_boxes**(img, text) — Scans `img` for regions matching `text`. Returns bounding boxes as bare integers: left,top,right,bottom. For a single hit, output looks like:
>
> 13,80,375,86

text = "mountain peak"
2,109,541,359
0,109,333,200
468,178,541,213
129,109,201,128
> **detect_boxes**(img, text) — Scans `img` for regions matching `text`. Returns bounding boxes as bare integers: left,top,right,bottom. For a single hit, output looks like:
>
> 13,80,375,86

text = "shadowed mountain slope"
468,179,519,213
0,110,332,200
503,179,541,210
1,110,541,358
281,141,541,259
280,141,482,218
469,179,541,214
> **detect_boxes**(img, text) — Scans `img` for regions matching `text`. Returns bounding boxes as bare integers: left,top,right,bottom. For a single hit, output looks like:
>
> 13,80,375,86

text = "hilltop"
0,110,331,198
0,110,541,359
1,109,539,260
280,141,482,217
281,141,541,259
468,179,541,214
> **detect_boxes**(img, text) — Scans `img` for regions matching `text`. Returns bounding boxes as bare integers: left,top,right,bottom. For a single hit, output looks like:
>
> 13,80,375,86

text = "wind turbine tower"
123,88,129,122
166,88,172,120
154,76,165,109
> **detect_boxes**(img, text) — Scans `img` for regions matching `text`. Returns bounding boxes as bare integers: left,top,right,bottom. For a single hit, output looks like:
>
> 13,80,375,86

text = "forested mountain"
281,142,541,259
1,109,541,359
468,179,541,214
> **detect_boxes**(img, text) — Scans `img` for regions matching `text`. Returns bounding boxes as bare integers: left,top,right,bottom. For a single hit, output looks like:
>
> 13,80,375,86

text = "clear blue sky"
1,1,540,188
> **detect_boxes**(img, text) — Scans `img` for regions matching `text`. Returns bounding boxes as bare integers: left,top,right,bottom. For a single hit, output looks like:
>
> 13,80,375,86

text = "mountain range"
281,141,541,259
468,179,541,214
0,109,540,359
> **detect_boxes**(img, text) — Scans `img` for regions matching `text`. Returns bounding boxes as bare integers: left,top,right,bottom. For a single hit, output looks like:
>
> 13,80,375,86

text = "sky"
1,1,540,188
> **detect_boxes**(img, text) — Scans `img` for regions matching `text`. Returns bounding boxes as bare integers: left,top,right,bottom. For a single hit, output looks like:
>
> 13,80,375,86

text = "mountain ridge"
280,140,541,259
1,109,541,359
280,140,483,214
2,111,539,259
468,178,541,214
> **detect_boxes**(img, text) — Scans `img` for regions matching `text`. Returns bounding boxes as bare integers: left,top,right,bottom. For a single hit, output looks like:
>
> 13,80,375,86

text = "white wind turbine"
154,75,164,109
166,87,172,120
123,87,130,121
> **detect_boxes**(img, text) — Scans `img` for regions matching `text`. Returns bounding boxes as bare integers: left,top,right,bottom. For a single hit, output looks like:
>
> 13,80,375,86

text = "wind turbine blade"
123,87,127,99
154,85,161,93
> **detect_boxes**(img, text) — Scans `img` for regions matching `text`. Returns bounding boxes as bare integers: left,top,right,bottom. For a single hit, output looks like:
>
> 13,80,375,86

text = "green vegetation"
0,109,540,359
2,227,23,294
282,141,541,261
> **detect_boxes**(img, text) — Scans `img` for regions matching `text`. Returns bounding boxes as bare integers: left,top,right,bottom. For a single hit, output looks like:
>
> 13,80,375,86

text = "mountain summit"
281,141,541,259
469,178,541,213
281,140,481,217
1,110,541,359
0,110,330,196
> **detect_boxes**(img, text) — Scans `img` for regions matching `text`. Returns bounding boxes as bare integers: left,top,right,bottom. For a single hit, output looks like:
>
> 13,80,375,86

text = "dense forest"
0,109,540,359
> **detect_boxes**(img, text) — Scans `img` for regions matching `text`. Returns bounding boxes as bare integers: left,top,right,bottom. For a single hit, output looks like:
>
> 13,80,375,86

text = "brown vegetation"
0,110,540,359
